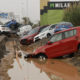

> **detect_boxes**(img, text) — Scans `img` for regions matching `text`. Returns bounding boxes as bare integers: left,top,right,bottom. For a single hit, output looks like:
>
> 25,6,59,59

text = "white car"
17,25,32,37
0,25,11,34
34,24,56,42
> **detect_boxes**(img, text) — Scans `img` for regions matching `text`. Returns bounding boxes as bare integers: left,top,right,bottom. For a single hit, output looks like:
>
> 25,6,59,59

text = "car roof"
58,22,72,24
55,27,80,34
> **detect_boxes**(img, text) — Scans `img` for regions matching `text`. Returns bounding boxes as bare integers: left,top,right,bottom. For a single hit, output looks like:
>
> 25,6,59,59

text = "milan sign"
40,1,80,15
48,1,79,9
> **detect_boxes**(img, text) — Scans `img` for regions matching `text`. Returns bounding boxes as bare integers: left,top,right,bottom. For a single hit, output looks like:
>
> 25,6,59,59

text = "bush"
63,3,80,26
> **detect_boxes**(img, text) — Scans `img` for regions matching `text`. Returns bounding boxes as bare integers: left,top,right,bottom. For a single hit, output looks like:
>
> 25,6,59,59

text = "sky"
0,0,79,23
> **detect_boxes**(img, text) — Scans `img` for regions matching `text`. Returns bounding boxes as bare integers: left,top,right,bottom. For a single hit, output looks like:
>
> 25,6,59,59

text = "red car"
20,26,48,45
33,27,80,59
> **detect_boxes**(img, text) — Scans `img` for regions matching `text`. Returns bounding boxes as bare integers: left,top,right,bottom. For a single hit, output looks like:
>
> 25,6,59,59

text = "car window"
73,29,77,35
27,28,39,35
56,22,73,28
64,29,76,38
50,24,56,29
40,26,49,33
39,26,47,32
50,33,62,43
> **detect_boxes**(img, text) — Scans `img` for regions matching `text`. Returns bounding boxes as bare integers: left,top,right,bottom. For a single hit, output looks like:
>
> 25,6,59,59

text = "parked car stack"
25,27,80,59
20,22,74,45
19,21,80,59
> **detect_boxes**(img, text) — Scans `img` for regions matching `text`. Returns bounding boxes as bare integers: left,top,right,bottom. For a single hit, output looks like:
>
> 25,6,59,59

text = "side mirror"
47,41,52,45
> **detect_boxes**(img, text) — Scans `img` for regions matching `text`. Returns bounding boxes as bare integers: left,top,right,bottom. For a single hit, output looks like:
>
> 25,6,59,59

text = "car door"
61,29,77,54
46,33,65,58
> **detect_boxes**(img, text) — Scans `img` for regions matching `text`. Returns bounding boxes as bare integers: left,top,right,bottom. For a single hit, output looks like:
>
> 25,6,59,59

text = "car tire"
37,53,47,60
37,53,48,64
47,33,51,38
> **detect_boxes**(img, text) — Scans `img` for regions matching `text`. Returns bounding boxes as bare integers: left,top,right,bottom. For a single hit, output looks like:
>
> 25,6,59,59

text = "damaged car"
25,27,80,59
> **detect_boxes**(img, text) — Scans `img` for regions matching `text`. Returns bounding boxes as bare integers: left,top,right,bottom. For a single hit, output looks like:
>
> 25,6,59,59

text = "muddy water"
8,53,80,80
0,39,18,80
8,59,50,80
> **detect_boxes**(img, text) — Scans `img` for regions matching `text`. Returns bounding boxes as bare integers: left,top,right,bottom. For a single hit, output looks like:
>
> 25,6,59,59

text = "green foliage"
63,4,80,26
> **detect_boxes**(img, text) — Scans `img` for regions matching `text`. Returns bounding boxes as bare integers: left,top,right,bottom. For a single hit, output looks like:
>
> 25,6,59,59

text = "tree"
63,3,80,26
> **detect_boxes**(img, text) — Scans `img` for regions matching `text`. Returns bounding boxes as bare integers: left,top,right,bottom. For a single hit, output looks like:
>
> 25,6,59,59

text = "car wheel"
47,33,51,38
37,53,47,61
37,53,48,64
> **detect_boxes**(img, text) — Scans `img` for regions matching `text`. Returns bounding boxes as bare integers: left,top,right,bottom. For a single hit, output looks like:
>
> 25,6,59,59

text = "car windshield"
27,28,39,35
40,26,49,33
50,33,62,43
50,24,56,29
56,22,73,28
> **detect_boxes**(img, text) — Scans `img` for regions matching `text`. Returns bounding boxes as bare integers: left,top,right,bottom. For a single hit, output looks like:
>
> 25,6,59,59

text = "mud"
0,35,7,60
0,37,80,80
0,37,17,80
7,54,80,80
0,53,14,80
20,38,50,53
61,56,80,75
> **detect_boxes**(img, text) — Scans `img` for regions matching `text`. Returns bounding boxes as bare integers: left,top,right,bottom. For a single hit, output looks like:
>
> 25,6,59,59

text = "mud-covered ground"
0,37,80,80
20,38,50,53
0,37,17,80
0,54,14,80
